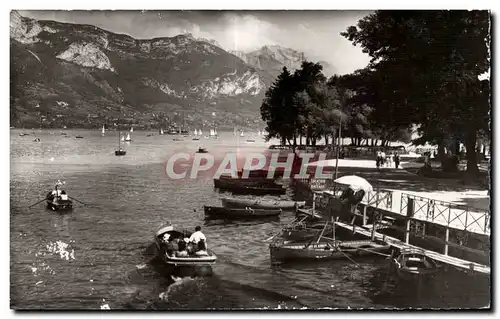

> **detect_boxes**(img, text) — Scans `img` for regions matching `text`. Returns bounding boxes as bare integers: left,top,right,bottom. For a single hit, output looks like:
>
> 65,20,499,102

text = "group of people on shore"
376,151,400,170
163,226,209,257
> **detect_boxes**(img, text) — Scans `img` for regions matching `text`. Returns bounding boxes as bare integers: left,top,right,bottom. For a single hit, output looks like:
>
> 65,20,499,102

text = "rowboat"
154,224,217,267
392,250,440,280
45,192,73,211
269,239,391,264
204,205,282,219
214,177,277,189
219,184,286,196
221,198,306,210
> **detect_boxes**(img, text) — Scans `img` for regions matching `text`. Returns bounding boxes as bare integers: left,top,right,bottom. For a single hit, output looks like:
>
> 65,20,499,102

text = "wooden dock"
334,220,490,275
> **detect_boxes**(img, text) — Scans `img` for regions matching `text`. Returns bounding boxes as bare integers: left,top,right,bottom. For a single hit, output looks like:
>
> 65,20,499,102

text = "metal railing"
400,192,490,235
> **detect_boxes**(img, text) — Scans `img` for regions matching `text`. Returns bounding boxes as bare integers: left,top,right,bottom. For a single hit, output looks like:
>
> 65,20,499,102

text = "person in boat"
188,226,207,245
195,240,209,256
175,240,189,257
166,236,179,256
60,190,69,201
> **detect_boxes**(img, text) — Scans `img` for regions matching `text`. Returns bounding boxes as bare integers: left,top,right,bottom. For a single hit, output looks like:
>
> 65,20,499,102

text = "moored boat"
221,198,306,210
214,177,277,189
269,239,391,264
392,249,440,280
197,146,208,153
219,184,286,196
204,205,281,219
154,225,217,267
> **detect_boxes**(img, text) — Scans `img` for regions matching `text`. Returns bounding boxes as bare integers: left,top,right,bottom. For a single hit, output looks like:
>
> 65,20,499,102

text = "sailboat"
159,127,164,135
125,132,132,142
115,130,126,156
121,134,125,142
101,125,105,135
194,129,198,136
233,127,237,136
130,127,134,133
240,130,244,137
258,130,261,136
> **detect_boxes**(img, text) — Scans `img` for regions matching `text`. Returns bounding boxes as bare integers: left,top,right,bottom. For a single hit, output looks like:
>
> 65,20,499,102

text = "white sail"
210,129,215,136
125,133,131,141
121,135,125,142
194,129,197,135
258,130,261,136
102,125,105,134
240,130,244,137
214,129,218,136
130,127,134,133
199,129,202,136
233,127,236,136
160,128,164,135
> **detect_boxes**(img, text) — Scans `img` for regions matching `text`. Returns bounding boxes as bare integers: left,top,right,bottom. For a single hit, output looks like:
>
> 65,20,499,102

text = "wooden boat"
154,225,217,266
221,198,305,210
204,205,282,218
392,250,440,280
269,239,390,264
19,132,29,136
246,139,256,143
214,177,276,189
192,137,200,141
197,147,208,153
45,192,73,211
75,136,84,139
173,138,184,141
220,184,286,196
282,222,334,241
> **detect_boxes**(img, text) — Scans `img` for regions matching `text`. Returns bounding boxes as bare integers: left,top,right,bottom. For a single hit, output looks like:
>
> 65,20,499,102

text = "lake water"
10,129,490,309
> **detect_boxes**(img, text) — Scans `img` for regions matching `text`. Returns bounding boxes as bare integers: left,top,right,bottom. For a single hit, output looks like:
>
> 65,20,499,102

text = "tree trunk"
465,129,479,175
438,141,447,168
324,134,329,147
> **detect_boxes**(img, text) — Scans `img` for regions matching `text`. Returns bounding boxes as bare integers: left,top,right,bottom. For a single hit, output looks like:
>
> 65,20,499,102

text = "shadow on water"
363,263,491,309
117,242,308,310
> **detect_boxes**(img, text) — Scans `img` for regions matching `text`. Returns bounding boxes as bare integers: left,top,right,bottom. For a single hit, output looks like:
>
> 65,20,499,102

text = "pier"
294,178,491,275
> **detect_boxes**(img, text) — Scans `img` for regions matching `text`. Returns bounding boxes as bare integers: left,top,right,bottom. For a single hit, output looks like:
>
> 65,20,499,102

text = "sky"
19,10,372,75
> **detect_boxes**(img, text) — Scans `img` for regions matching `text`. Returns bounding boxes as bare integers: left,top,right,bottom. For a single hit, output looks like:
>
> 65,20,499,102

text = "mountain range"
10,11,336,129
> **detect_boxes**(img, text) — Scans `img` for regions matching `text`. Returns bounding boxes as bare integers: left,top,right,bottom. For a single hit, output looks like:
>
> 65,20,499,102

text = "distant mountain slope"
10,11,274,128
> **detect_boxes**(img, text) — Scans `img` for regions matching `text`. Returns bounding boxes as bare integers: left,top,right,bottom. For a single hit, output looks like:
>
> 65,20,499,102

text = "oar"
68,196,88,206
28,198,47,208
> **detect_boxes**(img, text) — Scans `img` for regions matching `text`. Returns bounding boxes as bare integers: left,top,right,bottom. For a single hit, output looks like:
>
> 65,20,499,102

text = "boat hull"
221,198,305,210
214,177,277,188
269,240,391,264
46,200,73,212
115,150,126,156
220,185,286,196
392,251,440,280
204,205,281,218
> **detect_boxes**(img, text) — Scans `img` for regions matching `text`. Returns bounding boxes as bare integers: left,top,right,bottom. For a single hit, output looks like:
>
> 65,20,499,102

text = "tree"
342,11,490,174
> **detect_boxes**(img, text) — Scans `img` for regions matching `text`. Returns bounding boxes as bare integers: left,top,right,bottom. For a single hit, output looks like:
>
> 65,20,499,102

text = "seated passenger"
175,240,189,257
60,191,68,201
188,226,207,245
186,242,196,255
195,240,209,256
166,237,178,255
